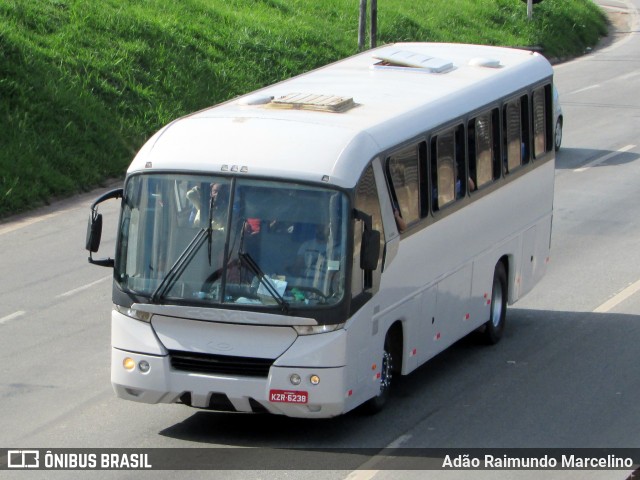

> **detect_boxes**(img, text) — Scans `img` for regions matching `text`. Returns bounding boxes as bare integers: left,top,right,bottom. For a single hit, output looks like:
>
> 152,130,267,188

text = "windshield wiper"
150,227,208,303
239,251,290,313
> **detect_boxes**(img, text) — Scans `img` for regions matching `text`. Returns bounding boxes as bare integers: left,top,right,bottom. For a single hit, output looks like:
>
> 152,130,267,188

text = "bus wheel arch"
362,321,403,414
483,258,508,345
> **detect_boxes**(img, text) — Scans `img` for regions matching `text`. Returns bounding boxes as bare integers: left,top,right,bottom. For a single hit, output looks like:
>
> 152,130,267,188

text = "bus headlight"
293,324,343,335
115,305,152,323
290,374,301,386
310,375,320,386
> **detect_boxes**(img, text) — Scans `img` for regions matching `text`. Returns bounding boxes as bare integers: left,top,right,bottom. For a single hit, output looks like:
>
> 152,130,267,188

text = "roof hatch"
468,57,502,68
372,50,453,73
268,93,356,113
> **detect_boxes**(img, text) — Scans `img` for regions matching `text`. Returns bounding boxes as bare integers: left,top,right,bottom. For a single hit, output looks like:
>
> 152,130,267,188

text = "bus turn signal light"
123,357,136,371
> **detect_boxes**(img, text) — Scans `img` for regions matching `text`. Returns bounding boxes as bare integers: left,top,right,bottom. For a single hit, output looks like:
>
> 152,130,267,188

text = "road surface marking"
594,278,640,313
344,434,412,480
573,144,635,172
56,275,112,298
0,211,69,236
569,84,600,95
618,71,640,81
0,311,26,325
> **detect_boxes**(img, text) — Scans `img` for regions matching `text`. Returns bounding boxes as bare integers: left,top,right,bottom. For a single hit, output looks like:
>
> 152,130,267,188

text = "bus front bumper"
111,348,349,418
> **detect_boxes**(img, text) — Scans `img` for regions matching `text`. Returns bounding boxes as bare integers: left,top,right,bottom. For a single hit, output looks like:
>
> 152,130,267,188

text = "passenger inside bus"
186,182,229,229
393,206,407,233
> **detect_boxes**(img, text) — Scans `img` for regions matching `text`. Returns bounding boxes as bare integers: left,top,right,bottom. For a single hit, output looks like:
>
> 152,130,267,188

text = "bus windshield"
115,174,349,310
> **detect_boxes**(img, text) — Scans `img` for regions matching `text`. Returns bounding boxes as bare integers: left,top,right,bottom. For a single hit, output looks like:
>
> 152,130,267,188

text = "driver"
291,224,340,287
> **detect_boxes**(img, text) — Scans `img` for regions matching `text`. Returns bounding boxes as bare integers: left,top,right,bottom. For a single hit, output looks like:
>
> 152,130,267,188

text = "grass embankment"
0,0,607,218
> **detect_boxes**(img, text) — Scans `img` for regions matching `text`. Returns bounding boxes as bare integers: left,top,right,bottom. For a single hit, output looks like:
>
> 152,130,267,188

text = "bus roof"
130,42,554,189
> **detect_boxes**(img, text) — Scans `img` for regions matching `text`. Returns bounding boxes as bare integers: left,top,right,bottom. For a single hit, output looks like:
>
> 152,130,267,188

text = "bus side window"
353,165,384,294
469,109,499,190
454,125,466,198
504,94,530,174
386,144,421,229
431,125,464,211
520,94,530,164
532,86,549,157
504,99,522,174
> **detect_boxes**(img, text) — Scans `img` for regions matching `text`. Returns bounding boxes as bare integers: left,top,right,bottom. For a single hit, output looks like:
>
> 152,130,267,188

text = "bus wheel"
362,335,394,414
484,262,507,344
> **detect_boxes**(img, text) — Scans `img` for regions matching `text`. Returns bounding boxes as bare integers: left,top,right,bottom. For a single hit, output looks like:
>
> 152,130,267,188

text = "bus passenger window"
431,128,462,210
454,125,466,198
353,165,384,293
533,87,547,157
520,94,530,164
469,110,498,189
386,144,420,230
504,100,522,173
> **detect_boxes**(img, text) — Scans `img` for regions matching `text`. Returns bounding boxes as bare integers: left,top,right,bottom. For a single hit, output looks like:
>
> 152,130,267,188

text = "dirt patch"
594,7,631,50
548,5,632,64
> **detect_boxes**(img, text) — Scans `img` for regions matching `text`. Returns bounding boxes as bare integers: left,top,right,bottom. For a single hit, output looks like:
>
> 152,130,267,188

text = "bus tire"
484,262,507,344
362,334,394,414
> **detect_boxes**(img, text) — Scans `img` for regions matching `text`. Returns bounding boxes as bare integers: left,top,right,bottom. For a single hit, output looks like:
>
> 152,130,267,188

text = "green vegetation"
0,0,607,218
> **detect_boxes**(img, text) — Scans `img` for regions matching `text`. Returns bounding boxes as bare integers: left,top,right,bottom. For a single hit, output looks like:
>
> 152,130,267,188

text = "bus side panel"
470,255,497,328
509,164,554,302
428,264,474,361
413,285,438,372
347,288,427,406
519,216,552,297
520,225,538,297
346,303,385,410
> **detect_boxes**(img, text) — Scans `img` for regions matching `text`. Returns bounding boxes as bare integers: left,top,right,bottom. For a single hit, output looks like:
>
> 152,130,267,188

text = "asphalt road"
1,1,639,479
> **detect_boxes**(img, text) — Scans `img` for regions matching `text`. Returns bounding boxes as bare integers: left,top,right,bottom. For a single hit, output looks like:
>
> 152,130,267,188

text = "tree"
358,0,377,51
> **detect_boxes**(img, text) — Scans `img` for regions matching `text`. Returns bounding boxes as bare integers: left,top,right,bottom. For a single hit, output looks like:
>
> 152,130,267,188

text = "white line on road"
573,144,635,173
0,310,26,325
0,210,69,236
569,84,601,95
344,434,413,480
345,470,377,480
594,278,640,313
56,275,112,298
617,71,640,82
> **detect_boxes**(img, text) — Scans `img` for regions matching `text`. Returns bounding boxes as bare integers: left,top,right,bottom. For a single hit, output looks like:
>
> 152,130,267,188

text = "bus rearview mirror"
86,187,123,268
86,213,103,252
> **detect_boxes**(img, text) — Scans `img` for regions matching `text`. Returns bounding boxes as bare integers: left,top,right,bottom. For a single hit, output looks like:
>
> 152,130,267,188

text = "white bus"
87,43,555,418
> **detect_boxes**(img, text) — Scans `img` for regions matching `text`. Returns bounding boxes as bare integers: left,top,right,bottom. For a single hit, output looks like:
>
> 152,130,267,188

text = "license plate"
269,389,308,404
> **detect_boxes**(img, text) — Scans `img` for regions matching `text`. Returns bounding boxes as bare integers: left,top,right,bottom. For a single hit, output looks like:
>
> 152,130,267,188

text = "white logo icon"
7,450,40,468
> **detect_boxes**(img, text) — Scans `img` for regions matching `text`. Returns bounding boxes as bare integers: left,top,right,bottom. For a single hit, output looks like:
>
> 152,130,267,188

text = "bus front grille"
169,350,274,377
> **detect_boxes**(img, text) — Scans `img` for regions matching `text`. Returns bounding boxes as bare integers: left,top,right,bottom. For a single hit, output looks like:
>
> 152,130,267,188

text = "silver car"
553,85,563,151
